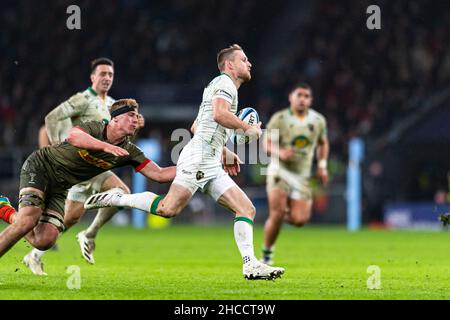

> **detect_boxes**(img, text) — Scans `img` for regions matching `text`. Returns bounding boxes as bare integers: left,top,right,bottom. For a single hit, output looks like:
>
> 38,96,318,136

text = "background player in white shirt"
23,58,144,275
85,45,285,280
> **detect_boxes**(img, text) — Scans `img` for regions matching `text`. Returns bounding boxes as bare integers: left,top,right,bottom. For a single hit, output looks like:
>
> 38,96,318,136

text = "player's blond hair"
110,99,139,113
217,44,243,72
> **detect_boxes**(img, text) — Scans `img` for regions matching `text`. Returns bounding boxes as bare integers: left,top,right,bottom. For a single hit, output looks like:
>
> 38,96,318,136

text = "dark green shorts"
19,152,67,232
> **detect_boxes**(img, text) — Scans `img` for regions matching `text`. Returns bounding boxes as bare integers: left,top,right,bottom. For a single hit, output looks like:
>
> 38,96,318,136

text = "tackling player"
22,58,144,275
83,45,285,280
0,99,175,260
261,83,329,264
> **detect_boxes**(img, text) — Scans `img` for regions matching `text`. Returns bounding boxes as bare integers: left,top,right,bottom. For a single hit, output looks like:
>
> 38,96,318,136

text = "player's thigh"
266,175,290,216
267,189,289,219
100,171,130,193
43,188,68,233
287,198,312,225
286,180,313,223
216,185,255,218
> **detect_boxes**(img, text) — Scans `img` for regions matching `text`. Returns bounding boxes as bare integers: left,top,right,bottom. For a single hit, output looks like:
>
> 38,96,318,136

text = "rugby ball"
231,107,260,145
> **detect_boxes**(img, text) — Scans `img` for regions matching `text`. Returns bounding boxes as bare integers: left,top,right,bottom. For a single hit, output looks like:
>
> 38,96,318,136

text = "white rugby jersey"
193,73,238,152
46,87,115,143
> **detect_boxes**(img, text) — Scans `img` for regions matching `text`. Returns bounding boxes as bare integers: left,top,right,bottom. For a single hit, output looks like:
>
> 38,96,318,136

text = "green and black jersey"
23,120,150,191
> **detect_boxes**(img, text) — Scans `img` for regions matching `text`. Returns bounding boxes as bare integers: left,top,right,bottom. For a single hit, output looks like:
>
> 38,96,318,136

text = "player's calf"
287,216,309,227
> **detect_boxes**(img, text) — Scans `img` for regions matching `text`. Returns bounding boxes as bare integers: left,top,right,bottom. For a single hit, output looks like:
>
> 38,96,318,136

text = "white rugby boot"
23,252,48,276
84,188,123,210
243,257,284,280
76,230,96,264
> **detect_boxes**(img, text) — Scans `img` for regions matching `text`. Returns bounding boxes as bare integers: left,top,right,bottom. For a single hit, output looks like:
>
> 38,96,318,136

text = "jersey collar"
289,107,309,117
220,72,233,81
88,86,98,96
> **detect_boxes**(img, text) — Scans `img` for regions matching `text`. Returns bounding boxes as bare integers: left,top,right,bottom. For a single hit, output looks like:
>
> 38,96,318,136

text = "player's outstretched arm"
138,161,176,183
66,127,129,156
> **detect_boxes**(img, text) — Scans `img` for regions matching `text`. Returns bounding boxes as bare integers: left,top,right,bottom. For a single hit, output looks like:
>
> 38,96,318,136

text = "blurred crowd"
258,0,450,159
1,0,449,219
0,0,281,146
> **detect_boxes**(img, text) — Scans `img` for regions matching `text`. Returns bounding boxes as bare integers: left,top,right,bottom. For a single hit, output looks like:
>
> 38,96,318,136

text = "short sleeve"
266,112,281,131
212,77,237,104
125,143,151,171
60,93,89,118
75,121,104,139
264,112,282,144
319,116,328,141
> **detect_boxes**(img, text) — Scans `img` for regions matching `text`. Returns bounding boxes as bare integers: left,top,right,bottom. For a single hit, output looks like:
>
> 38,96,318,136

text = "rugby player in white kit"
85,44,285,280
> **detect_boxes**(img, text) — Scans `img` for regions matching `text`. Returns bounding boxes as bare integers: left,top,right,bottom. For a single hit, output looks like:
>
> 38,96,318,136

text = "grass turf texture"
0,224,449,299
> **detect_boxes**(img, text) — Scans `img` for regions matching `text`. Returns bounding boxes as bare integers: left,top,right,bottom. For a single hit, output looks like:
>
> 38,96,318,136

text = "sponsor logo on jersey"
196,171,205,181
29,173,36,184
182,169,192,175
291,135,311,149
78,149,113,169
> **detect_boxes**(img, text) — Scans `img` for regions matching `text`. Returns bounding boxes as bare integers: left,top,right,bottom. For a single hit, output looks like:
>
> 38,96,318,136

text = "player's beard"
295,105,309,114
240,71,251,82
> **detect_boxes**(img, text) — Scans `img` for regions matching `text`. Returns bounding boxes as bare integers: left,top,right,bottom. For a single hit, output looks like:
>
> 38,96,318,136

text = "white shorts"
173,140,236,201
67,171,114,202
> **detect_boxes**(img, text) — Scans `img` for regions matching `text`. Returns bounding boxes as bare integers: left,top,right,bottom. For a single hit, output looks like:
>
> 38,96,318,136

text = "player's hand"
246,122,262,139
137,114,145,129
103,144,129,157
317,167,329,186
222,150,243,176
279,147,295,161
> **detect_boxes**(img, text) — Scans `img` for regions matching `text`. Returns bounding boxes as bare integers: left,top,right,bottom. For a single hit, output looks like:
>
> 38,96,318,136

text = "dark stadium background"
1,0,449,228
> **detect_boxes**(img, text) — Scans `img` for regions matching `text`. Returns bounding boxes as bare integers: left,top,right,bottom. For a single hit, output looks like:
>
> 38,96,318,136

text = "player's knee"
120,184,131,195
249,204,256,219
33,238,57,251
239,203,256,219
290,216,310,227
166,208,182,218
159,205,182,218
33,226,59,250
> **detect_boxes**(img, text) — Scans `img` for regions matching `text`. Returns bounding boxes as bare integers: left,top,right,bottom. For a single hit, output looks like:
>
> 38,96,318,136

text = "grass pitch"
0,224,449,300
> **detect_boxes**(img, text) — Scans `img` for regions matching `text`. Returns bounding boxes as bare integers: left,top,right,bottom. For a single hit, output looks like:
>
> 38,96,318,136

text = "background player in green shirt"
261,83,329,265
0,99,175,260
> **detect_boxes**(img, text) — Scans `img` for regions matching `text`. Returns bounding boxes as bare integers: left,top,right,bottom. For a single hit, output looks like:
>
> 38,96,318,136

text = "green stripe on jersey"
88,86,98,96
